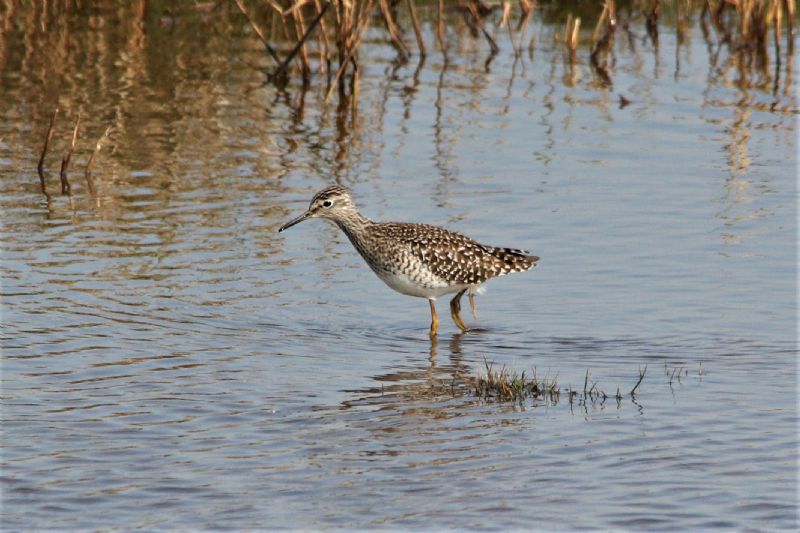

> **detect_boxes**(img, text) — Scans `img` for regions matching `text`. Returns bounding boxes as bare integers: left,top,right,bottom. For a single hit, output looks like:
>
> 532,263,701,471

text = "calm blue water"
2,3,797,530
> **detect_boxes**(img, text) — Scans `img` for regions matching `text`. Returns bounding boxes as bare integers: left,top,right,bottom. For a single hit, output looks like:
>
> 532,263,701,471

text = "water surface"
1,2,797,530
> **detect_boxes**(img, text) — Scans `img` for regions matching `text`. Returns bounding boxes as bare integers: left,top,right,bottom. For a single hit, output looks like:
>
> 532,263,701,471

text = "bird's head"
278,185,359,232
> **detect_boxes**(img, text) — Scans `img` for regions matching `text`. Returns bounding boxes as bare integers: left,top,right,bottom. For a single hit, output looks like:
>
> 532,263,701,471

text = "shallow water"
2,2,798,530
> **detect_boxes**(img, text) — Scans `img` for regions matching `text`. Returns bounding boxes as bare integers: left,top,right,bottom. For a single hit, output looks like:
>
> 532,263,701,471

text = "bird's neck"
334,212,373,249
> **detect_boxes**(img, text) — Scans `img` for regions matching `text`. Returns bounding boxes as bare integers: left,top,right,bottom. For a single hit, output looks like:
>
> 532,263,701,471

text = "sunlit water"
2,3,797,530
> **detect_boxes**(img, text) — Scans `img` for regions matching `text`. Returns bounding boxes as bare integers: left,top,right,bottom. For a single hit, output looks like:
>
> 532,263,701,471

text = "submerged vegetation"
472,359,649,406
362,357,704,411
474,360,560,403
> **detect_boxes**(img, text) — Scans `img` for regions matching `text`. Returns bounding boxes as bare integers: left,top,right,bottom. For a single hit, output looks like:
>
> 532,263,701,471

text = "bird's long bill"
278,211,312,232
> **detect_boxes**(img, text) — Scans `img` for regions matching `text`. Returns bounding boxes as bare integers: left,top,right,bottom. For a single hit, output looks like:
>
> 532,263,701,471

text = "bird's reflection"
427,331,467,365
342,332,473,411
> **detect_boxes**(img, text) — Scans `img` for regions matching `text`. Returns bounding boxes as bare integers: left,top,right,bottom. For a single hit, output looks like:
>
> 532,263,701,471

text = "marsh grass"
472,359,652,407
474,359,559,403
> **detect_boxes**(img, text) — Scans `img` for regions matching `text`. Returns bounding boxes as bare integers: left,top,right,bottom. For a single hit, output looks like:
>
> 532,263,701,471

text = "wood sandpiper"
278,185,539,336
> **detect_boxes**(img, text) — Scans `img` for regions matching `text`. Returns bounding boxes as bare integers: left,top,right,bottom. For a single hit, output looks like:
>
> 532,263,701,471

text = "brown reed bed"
225,0,795,100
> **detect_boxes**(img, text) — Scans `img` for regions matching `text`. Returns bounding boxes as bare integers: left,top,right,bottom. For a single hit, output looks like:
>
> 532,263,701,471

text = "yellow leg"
428,298,439,337
449,288,470,333
469,286,478,320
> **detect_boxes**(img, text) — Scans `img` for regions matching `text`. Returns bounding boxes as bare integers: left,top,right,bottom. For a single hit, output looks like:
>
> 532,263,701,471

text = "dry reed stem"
264,0,285,15
313,0,332,79
233,0,281,65
85,125,112,196
565,14,580,52
500,1,511,28
283,0,316,16
352,60,361,111
774,1,783,54
563,14,580,68
405,0,426,57
592,0,615,48
276,1,297,66
645,0,660,46
590,1,615,85
326,0,374,103
59,112,80,195
502,1,516,53
437,0,447,59
38,107,59,196
467,0,499,53
711,0,729,40
274,1,331,83
334,0,358,67
332,0,345,65
380,0,409,60
290,4,311,81
515,0,533,51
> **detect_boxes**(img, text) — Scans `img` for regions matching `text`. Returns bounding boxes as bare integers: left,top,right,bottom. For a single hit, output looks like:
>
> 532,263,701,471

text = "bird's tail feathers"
494,247,539,272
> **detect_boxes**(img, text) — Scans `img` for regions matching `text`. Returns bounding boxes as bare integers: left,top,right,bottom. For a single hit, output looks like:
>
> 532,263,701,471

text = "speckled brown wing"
372,222,538,286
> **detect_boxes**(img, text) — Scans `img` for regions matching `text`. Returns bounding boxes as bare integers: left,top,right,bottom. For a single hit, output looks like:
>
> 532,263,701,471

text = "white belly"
373,268,466,299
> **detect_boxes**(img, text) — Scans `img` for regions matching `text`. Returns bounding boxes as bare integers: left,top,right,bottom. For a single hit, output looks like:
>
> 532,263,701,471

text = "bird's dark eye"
322,200,333,208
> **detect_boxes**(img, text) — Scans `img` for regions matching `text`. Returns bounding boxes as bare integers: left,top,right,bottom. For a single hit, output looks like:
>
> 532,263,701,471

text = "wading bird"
279,186,538,336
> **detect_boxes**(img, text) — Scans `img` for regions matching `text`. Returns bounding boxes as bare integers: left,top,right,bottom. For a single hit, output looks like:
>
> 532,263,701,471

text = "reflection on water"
1,1,797,530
